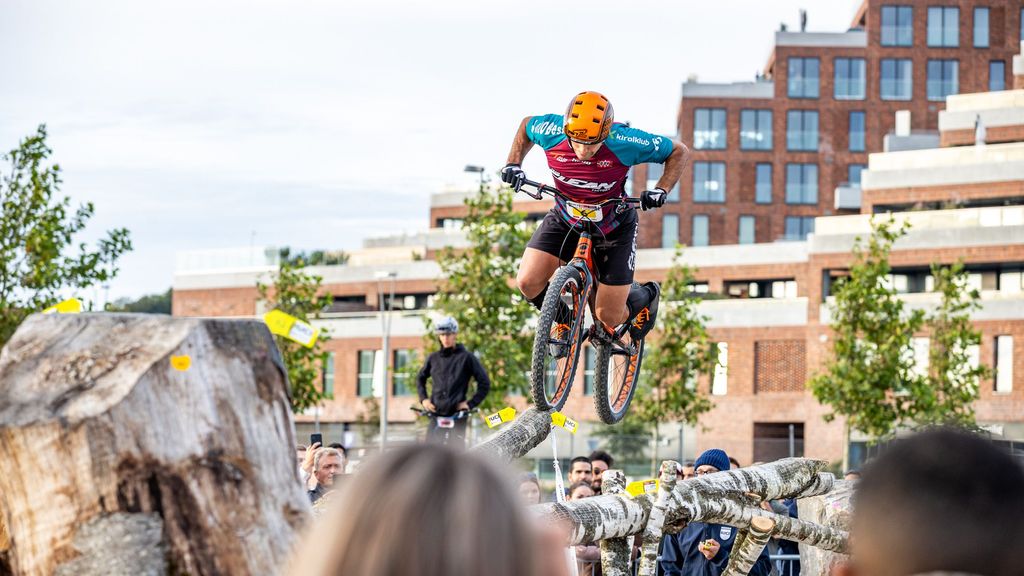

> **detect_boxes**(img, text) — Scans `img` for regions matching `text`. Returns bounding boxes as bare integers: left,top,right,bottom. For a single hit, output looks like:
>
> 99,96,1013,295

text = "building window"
974,7,989,48
848,164,866,186
323,352,335,397
881,59,913,101
881,5,913,46
785,163,818,204
834,58,866,100
787,58,820,98
583,346,596,395
990,60,1006,92
927,59,959,101
740,109,772,150
357,350,375,398
849,111,866,152
693,162,726,203
692,215,709,247
1021,7,1024,41
393,349,415,396
756,163,773,204
995,335,1013,393
928,6,959,47
753,423,805,461
739,216,755,245
694,108,726,150
662,214,679,249
786,110,819,152
784,216,815,240
712,342,728,395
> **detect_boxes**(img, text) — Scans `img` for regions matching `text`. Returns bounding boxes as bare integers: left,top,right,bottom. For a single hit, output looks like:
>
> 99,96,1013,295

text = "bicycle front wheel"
530,265,588,412
593,335,644,424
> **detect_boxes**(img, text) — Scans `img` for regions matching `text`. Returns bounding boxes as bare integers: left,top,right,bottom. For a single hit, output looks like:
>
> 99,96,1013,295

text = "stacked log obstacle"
0,313,309,576
474,407,850,576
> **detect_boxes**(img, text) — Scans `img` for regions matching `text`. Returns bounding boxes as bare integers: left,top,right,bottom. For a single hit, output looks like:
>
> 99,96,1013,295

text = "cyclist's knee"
516,269,545,298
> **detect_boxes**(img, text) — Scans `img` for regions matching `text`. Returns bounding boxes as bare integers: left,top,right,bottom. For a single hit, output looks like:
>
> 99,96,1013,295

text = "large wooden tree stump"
0,313,309,576
797,480,854,576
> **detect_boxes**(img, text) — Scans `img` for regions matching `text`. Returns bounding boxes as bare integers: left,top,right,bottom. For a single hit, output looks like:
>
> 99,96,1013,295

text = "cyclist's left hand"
640,188,668,211
457,402,470,411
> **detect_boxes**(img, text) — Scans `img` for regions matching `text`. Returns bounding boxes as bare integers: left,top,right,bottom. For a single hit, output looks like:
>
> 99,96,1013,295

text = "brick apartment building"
639,0,1023,249
173,3,1024,470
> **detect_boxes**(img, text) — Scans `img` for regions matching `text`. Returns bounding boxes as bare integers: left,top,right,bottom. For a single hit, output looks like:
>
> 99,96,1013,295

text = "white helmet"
434,316,459,334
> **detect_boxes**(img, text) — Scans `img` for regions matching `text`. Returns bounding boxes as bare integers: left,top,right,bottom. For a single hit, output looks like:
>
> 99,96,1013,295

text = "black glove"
500,163,526,187
640,188,668,211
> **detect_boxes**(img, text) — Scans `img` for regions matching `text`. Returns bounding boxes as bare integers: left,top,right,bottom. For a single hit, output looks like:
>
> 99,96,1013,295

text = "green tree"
279,247,348,266
0,125,132,345
810,217,928,440
430,185,533,412
106,288,172,314
632,249,718,473
923,261,991,427
257,253,332,412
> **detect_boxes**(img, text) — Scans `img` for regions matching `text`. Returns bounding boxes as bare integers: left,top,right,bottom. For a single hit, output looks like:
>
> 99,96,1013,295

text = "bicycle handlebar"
515,177,642,208
410,406,476,420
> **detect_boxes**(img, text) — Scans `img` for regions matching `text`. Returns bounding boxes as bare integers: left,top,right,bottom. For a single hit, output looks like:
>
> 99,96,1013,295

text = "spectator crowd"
290,428,1024,576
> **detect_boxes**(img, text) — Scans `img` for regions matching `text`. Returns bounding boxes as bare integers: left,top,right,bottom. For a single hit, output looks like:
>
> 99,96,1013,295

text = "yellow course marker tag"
42,298,82,315
626,479,660,498
551,411,579,434
484,407,517,428
170,355,191,371
263,310,320,348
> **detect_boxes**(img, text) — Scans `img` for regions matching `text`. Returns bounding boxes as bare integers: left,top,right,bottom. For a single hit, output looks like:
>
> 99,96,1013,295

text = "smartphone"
310,433,323,447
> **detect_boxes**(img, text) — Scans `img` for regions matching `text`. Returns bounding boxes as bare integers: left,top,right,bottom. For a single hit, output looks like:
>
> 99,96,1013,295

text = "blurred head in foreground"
289,443,538,576
844,428,1024,576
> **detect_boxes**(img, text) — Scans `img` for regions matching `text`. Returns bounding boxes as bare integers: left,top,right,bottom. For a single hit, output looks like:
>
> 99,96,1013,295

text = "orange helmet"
563,91,614,144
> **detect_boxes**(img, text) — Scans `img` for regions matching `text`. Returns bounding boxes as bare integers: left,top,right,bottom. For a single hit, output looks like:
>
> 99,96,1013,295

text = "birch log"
597,471,632,576
472,406,553,461
0,313,309,576
797,480,854,576
721,516,775,576
637,460,680,576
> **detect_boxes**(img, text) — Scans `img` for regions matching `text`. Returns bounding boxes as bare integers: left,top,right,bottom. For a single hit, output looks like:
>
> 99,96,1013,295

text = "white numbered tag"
437,417,455,429
288,322,316,346
566,200,603,222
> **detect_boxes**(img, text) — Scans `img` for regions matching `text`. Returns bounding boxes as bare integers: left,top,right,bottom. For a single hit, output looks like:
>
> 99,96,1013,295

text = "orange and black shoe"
549,323,572,358
627,281,660,341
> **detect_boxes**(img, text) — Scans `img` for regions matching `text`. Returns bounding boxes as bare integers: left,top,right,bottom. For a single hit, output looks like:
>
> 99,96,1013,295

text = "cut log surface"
0,313,309,576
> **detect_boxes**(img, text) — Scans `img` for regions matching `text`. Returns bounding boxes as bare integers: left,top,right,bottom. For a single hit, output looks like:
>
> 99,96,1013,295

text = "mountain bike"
515,177,647,424
411,406,476,447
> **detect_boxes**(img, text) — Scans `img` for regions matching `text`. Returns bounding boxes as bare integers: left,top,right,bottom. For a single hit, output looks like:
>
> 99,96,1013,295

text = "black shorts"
526,209,638,286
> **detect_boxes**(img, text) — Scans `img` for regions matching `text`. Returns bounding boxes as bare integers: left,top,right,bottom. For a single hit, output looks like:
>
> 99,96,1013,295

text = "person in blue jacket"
660,449,772,576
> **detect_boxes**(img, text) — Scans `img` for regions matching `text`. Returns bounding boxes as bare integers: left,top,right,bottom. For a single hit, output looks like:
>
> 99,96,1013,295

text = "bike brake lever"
615,203,630,214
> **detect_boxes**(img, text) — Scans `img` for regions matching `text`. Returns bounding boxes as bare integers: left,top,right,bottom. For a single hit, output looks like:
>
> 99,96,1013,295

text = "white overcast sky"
0,0,856,300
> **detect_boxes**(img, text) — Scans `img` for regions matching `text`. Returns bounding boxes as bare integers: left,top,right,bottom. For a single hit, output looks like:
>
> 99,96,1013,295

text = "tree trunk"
0,313,309,576
797,480,855,576
722,516,775,576
637,460,679,576
597,471,632,576
472,406,554,461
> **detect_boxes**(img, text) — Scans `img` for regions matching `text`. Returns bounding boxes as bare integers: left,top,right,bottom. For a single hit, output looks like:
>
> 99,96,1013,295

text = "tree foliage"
278,247,348,267
430,185,533,412
633,249,717,428
106,288,171,314
0,125,132,346
924,261,991,427
810,217,988,440
257,254,332,412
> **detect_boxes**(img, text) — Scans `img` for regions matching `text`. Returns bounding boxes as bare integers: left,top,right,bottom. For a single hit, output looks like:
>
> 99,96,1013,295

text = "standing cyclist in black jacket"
416,317,490,447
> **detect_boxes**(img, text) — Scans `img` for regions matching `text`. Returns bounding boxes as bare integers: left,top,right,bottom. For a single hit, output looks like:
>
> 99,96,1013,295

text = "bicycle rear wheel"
593,333,644,424
530,265,587,412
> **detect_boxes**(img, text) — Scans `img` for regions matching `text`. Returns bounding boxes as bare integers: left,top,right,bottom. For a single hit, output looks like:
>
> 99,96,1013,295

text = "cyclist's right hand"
500,163,526,187
422,399,437,412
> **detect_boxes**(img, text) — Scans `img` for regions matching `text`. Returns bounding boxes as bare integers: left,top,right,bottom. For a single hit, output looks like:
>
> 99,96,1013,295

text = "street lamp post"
375,270,397,451
464,165,485,191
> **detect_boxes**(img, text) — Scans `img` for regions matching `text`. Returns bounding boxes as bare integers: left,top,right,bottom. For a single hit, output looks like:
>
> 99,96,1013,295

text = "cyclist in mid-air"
500,91,689,346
